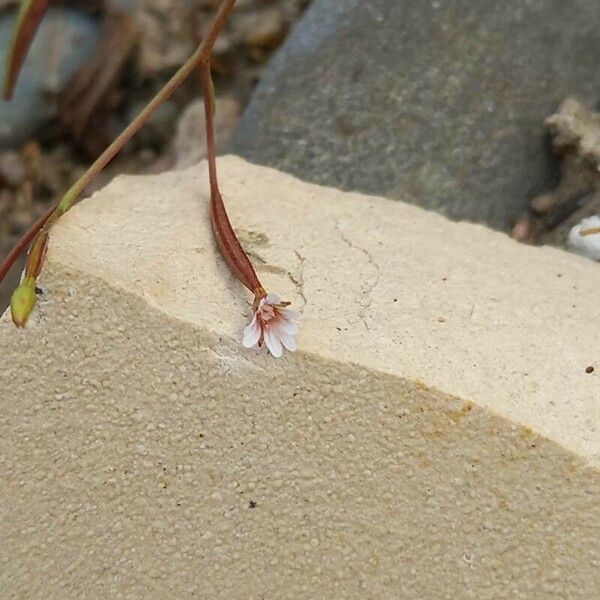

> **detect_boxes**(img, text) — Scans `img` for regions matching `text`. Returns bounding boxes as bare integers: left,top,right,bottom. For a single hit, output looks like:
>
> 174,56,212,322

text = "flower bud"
10,277,36,327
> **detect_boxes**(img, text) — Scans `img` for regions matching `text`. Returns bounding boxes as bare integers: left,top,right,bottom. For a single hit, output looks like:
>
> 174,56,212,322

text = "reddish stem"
200,62,262,294
0,0,238,287
0,202,54,282
3,0,51,100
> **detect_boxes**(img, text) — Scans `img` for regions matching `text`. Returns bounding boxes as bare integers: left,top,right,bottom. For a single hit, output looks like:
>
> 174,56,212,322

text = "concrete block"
1,156,598,598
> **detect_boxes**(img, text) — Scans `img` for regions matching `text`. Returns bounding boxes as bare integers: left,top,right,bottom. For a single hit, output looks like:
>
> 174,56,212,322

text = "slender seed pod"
199,62,301,358
200,63,261,293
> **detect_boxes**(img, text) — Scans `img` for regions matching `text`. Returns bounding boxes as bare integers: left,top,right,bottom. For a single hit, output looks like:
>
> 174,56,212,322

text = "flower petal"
242,314,261,348
265,292,281,305
278,319,299,336
279,332,297,352
281,308,302,322
264,327,283,358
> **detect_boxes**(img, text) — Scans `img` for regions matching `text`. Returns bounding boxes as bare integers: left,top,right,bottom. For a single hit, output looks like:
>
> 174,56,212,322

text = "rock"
0,149,25,187
237,7,286,49
0,7,100,147
1,157,599,598
546,98,600,166
523,99,600,247
126,99,179,149
135,0,198,74
232,0,600,230
172,96,240,169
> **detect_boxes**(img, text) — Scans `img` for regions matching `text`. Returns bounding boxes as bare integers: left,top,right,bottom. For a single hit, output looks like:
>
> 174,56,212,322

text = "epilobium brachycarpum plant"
199,63,300,357
0,0,300,357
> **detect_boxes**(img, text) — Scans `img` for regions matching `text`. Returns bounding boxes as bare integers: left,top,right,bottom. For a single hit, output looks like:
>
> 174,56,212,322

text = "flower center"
259,303,276,322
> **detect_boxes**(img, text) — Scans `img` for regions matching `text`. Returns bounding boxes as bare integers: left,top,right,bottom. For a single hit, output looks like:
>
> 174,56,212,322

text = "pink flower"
242,292,301,358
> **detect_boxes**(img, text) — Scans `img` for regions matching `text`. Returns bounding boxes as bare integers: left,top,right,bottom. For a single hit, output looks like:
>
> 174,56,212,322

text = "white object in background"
567,215,600,261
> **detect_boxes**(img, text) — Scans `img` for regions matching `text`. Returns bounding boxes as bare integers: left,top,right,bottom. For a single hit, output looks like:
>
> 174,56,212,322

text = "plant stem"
0,202,54,283
202,64,220,197
200,62,262,295
3,0,51,100
0,0,237,289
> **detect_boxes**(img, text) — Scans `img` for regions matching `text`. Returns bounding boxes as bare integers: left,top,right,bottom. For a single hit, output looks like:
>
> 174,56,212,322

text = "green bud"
10,278,36,327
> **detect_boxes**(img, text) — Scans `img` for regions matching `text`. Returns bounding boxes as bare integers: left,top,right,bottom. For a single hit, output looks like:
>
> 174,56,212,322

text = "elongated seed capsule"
200,62,261,293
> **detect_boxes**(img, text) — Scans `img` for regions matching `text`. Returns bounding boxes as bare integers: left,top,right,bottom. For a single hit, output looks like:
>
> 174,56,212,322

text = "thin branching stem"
0,202,54,283
0,0,237,307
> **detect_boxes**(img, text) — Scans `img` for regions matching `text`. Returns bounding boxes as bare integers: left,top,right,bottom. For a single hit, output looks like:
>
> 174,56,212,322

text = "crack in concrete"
289,250,307,310
335,221,381,327
246,250,289,277
245,247,307,309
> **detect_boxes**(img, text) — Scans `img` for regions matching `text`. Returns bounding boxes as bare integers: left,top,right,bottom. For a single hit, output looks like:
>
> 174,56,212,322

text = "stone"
135,0,198,75
523,99,600,247
232,0,600,230
1,157,599,598
171,96,241,169
0,7,100,147
0,149,26,187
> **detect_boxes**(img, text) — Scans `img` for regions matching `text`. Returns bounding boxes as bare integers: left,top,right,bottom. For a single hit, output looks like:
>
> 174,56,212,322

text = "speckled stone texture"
232,0,600,230
1,157,599,598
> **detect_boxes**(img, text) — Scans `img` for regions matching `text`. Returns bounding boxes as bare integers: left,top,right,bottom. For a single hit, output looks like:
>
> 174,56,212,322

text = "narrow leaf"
3,0,51,100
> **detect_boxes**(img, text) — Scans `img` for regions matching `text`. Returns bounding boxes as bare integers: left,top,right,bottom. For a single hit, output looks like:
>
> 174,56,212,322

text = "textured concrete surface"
232,0,600,230
1,156,599,598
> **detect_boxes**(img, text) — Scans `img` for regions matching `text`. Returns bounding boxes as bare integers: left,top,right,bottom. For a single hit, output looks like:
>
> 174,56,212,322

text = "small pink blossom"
242,292,301,358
